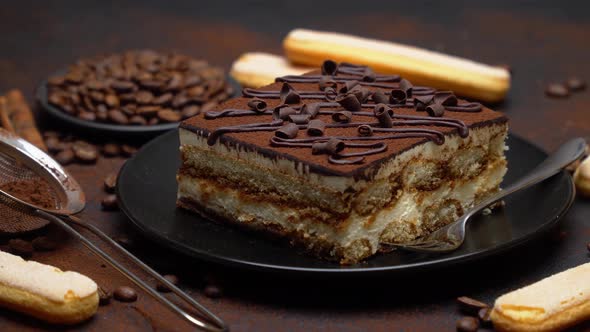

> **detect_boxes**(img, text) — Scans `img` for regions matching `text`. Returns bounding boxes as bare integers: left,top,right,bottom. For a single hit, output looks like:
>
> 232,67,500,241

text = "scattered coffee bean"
101,194,118,210
156,274,179,293
31,236,57,251
148,117,159,125
115,237,132,248
8,239,33,258
545,83,570,98
203,284,223,298
567,77,586,92
121,145,137,157
104,172,117,193
457,296,489,315
98,286,112,305
55,148,75,165
45,136,65,153
181,105,200,118
456,316,479,332
113,286,137,302
45,50,232,127
102,143,121,157
157,109,182,123
478,307,492,325
72,141,98,163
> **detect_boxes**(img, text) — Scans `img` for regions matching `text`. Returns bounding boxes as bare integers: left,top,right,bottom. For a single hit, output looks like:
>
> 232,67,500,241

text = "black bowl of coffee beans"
37,50,239,137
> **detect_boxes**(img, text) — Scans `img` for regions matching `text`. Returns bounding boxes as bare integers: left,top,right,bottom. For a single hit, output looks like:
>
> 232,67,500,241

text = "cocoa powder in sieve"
0,178,57,209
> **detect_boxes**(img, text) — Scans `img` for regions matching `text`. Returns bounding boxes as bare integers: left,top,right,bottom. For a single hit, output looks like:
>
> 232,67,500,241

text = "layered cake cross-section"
177,61,508,264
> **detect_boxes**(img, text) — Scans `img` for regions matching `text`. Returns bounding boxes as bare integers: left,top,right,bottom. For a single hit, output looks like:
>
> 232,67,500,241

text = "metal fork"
383,137,586,253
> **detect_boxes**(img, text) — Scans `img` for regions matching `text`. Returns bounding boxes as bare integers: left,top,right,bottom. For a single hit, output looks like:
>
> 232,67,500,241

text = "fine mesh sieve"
0,129,227,332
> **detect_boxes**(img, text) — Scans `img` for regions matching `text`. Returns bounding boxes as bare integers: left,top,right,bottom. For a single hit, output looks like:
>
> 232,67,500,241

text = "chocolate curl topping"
321,60,338,75
374,103,394,128
312,138,345,155
307,119,326,136
434,91,458,106
318,76,338,91
288,114,311,124
399,78,413,98
362,68,376,82
389,89,407,104
339,80,360,94
273,106,297,120
332,110,353,123
357,124,374,137
247,98,267,112
426,103,445,117
280,83,301,104
275,123,299,139
301,103,320,118
414,95,434,112
324,87,337,100
335,93,361,112
371,90,389,104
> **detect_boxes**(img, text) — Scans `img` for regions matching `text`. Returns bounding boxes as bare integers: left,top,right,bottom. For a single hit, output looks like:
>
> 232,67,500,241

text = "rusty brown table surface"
1,1,590,331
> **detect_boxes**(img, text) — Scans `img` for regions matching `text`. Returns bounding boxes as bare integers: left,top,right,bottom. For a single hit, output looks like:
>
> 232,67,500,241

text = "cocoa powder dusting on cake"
0,178,57,209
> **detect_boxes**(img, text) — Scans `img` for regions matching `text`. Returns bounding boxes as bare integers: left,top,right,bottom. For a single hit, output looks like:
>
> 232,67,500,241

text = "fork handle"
468,137,586,218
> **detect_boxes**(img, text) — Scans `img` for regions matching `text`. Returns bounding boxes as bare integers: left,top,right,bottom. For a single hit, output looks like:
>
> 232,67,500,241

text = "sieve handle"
35,210,228,332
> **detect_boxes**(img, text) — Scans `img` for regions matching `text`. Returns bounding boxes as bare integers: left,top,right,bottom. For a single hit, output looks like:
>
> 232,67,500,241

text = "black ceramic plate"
36,71,240,139
117,130,575,275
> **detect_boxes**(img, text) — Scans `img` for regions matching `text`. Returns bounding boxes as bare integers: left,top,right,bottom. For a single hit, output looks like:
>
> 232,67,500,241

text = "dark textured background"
0,1,589,331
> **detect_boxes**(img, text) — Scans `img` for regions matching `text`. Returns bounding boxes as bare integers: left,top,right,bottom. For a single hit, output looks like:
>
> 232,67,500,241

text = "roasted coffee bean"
43,131,59,139
156,274,179,293
136,105,160,117
73,142,98,163
104,172,117,193
157,109,182,123
545,83,570,98
187,85,205,97
45,136,65,153
98,286,112,305
148,117,159,125
8,239,33,258
152,93,173,105
181,105,200,118
139,80,163,91
78,111,96,122
101,194,118,210
111,80,135,92
108,109,129,125
456,316,479,332
567,77,586,92
203,284,223,298
105,94,120,107
113,286,137,302
478,307,492,325
119,93,136,103
200,101,218,113
48,76,65,86
129,115,148,126
183,75,202,88
32,236,58,251
135,90,154,104
172,94,189,108
86,80,105,90
48,92,64,105
121,145,137,157
457,296,489,315
102,143,121,157
55,148,75,165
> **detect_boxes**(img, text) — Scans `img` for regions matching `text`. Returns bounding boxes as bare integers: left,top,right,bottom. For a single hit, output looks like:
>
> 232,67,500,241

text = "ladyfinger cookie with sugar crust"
283,29,510,102
491,262,590,331
0,250,99,324
230,52,311,88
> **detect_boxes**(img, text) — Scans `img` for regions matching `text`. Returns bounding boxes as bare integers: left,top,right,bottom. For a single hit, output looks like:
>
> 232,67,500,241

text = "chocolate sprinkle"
371,91,389,104
275,123,299,139
301,103,320,118
307,119,326,136
312,138,345,155
332,110,353,123
247,98,267,112
374,103,394,127
280,83,301,104
414,95,434,111
434,91,458,106
399,78,413,97
318,76,338,91
357,124,373,137
426,103,445,117
289,114,311,124
321,60,338,76
339,80,360,94
389,89,407,104
362,68,376,82
274,106,297,121
336,93,361,112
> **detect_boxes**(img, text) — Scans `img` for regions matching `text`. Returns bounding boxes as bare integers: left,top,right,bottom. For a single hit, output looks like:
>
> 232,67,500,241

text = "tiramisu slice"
177,61,508,264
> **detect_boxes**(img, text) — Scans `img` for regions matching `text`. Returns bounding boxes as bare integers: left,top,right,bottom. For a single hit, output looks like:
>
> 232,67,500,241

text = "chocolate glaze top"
180,62,507,180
